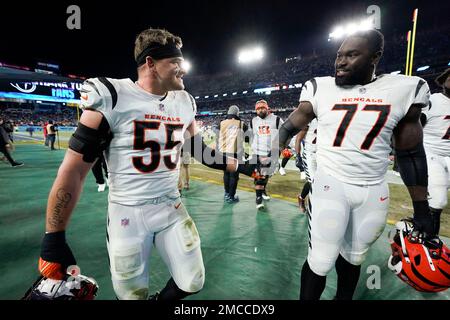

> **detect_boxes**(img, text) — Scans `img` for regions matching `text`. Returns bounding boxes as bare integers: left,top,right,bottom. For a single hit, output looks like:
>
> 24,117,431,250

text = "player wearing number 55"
34,28,256,300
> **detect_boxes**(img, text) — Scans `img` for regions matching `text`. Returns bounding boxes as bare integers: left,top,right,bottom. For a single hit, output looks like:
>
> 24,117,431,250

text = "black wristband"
42,231,66,246
40,231,76,267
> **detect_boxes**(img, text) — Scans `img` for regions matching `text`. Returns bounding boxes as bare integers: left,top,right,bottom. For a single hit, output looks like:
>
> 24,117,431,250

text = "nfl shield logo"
359,87,366,94
159,104,165,111
121,218,129,227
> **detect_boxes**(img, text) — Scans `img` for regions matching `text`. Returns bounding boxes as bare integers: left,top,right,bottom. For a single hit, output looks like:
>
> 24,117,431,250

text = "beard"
258,111,267,119
444,86,450,97
165,77,184,91
335,63,373,86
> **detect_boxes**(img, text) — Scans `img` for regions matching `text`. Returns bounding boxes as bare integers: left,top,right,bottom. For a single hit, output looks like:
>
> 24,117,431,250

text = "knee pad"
172,218,205,292
307,253,335,276
172,258,205,293
109,239,145,281
109,238,148,300
175,217,201,253
113,283,149,300
339,250,366,266
182,268,205,293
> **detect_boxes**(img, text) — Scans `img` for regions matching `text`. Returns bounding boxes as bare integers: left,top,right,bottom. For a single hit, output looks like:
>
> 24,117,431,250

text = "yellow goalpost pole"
408,9,419,76
405,30,411,75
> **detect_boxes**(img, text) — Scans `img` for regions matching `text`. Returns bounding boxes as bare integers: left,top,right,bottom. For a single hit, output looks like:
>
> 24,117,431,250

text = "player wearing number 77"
36,28,256,300
278,29,435,300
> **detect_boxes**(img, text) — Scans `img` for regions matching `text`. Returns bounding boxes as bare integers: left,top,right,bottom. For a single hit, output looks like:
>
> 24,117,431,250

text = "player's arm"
393,104,434,236
40,110,110,279
184,121,258,177
279,101,315,150
295,126,308,154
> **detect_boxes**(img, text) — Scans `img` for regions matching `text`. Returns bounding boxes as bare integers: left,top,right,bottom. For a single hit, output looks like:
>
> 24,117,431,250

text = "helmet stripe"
411,263,444,287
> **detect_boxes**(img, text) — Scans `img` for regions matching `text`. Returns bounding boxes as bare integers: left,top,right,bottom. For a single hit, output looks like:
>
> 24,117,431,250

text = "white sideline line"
13,133,43,141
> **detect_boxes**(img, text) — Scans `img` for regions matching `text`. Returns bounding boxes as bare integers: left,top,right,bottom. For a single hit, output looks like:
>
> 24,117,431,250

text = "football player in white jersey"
421,68,450,235
278,29,435,300
250,100,283,209
36,28,256,300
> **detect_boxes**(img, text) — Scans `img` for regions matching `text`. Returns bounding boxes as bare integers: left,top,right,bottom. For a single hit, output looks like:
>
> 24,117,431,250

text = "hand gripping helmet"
22,272,99,300
282,148,293,159
388,219,450,292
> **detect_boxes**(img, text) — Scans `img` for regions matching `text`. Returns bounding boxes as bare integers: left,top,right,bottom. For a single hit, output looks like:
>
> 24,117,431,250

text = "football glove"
39,231,77,280
281,148,293,159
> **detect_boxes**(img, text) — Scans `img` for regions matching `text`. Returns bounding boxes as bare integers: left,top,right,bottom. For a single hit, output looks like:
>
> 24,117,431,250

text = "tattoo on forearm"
48,189,72,228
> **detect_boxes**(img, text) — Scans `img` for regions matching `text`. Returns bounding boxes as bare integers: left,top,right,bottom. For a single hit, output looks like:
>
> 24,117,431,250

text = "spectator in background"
46,120,58,150
2,120,15,153
92,153,108,192
26,123,35,137
43,122,49,147
178,149,191,194
250,100,283,210
218,105,249,203
0,118,23,167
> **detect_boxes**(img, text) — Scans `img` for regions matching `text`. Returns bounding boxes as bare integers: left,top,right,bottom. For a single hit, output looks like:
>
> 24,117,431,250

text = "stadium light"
214,94,218,98
181,60,192,73
329,18,373,40
416,65,430,72
242,91,248,94
237,46,265,64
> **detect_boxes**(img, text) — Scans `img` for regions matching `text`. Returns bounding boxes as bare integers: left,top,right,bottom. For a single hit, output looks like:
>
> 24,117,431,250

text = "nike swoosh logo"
380,196,389,202
175,202,181,209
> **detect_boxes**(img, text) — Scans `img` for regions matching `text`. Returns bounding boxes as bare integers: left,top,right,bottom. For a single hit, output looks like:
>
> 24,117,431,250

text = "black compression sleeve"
188,133,227,170
68,117,112,163
395,143,428,187
279,118,301,150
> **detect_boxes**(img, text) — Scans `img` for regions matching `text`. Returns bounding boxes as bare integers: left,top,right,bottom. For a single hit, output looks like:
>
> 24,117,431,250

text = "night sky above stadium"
0,0,448,79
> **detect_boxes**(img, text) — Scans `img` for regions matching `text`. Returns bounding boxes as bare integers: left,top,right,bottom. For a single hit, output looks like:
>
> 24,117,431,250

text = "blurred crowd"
0,25,448,132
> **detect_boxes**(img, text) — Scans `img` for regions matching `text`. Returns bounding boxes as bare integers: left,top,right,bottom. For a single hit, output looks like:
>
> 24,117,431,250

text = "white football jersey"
250,113,283,156
303,118,318,153
423,93,450,157
79,78,196,204
300,74,430,185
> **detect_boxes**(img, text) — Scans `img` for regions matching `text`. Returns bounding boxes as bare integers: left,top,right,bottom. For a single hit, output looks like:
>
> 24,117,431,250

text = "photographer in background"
46,120,58,150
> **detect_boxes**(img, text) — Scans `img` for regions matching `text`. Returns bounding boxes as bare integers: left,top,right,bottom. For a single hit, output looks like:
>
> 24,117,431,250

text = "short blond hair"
134,28,183,62
255,100,269,110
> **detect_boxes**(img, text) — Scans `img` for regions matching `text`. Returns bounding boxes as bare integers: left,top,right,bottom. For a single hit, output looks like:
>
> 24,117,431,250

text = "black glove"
295,153,303,169
412,201,435,238
39,231,76,279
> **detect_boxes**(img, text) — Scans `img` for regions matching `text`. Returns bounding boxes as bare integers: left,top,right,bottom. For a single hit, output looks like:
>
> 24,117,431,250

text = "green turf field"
1,143,449,300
